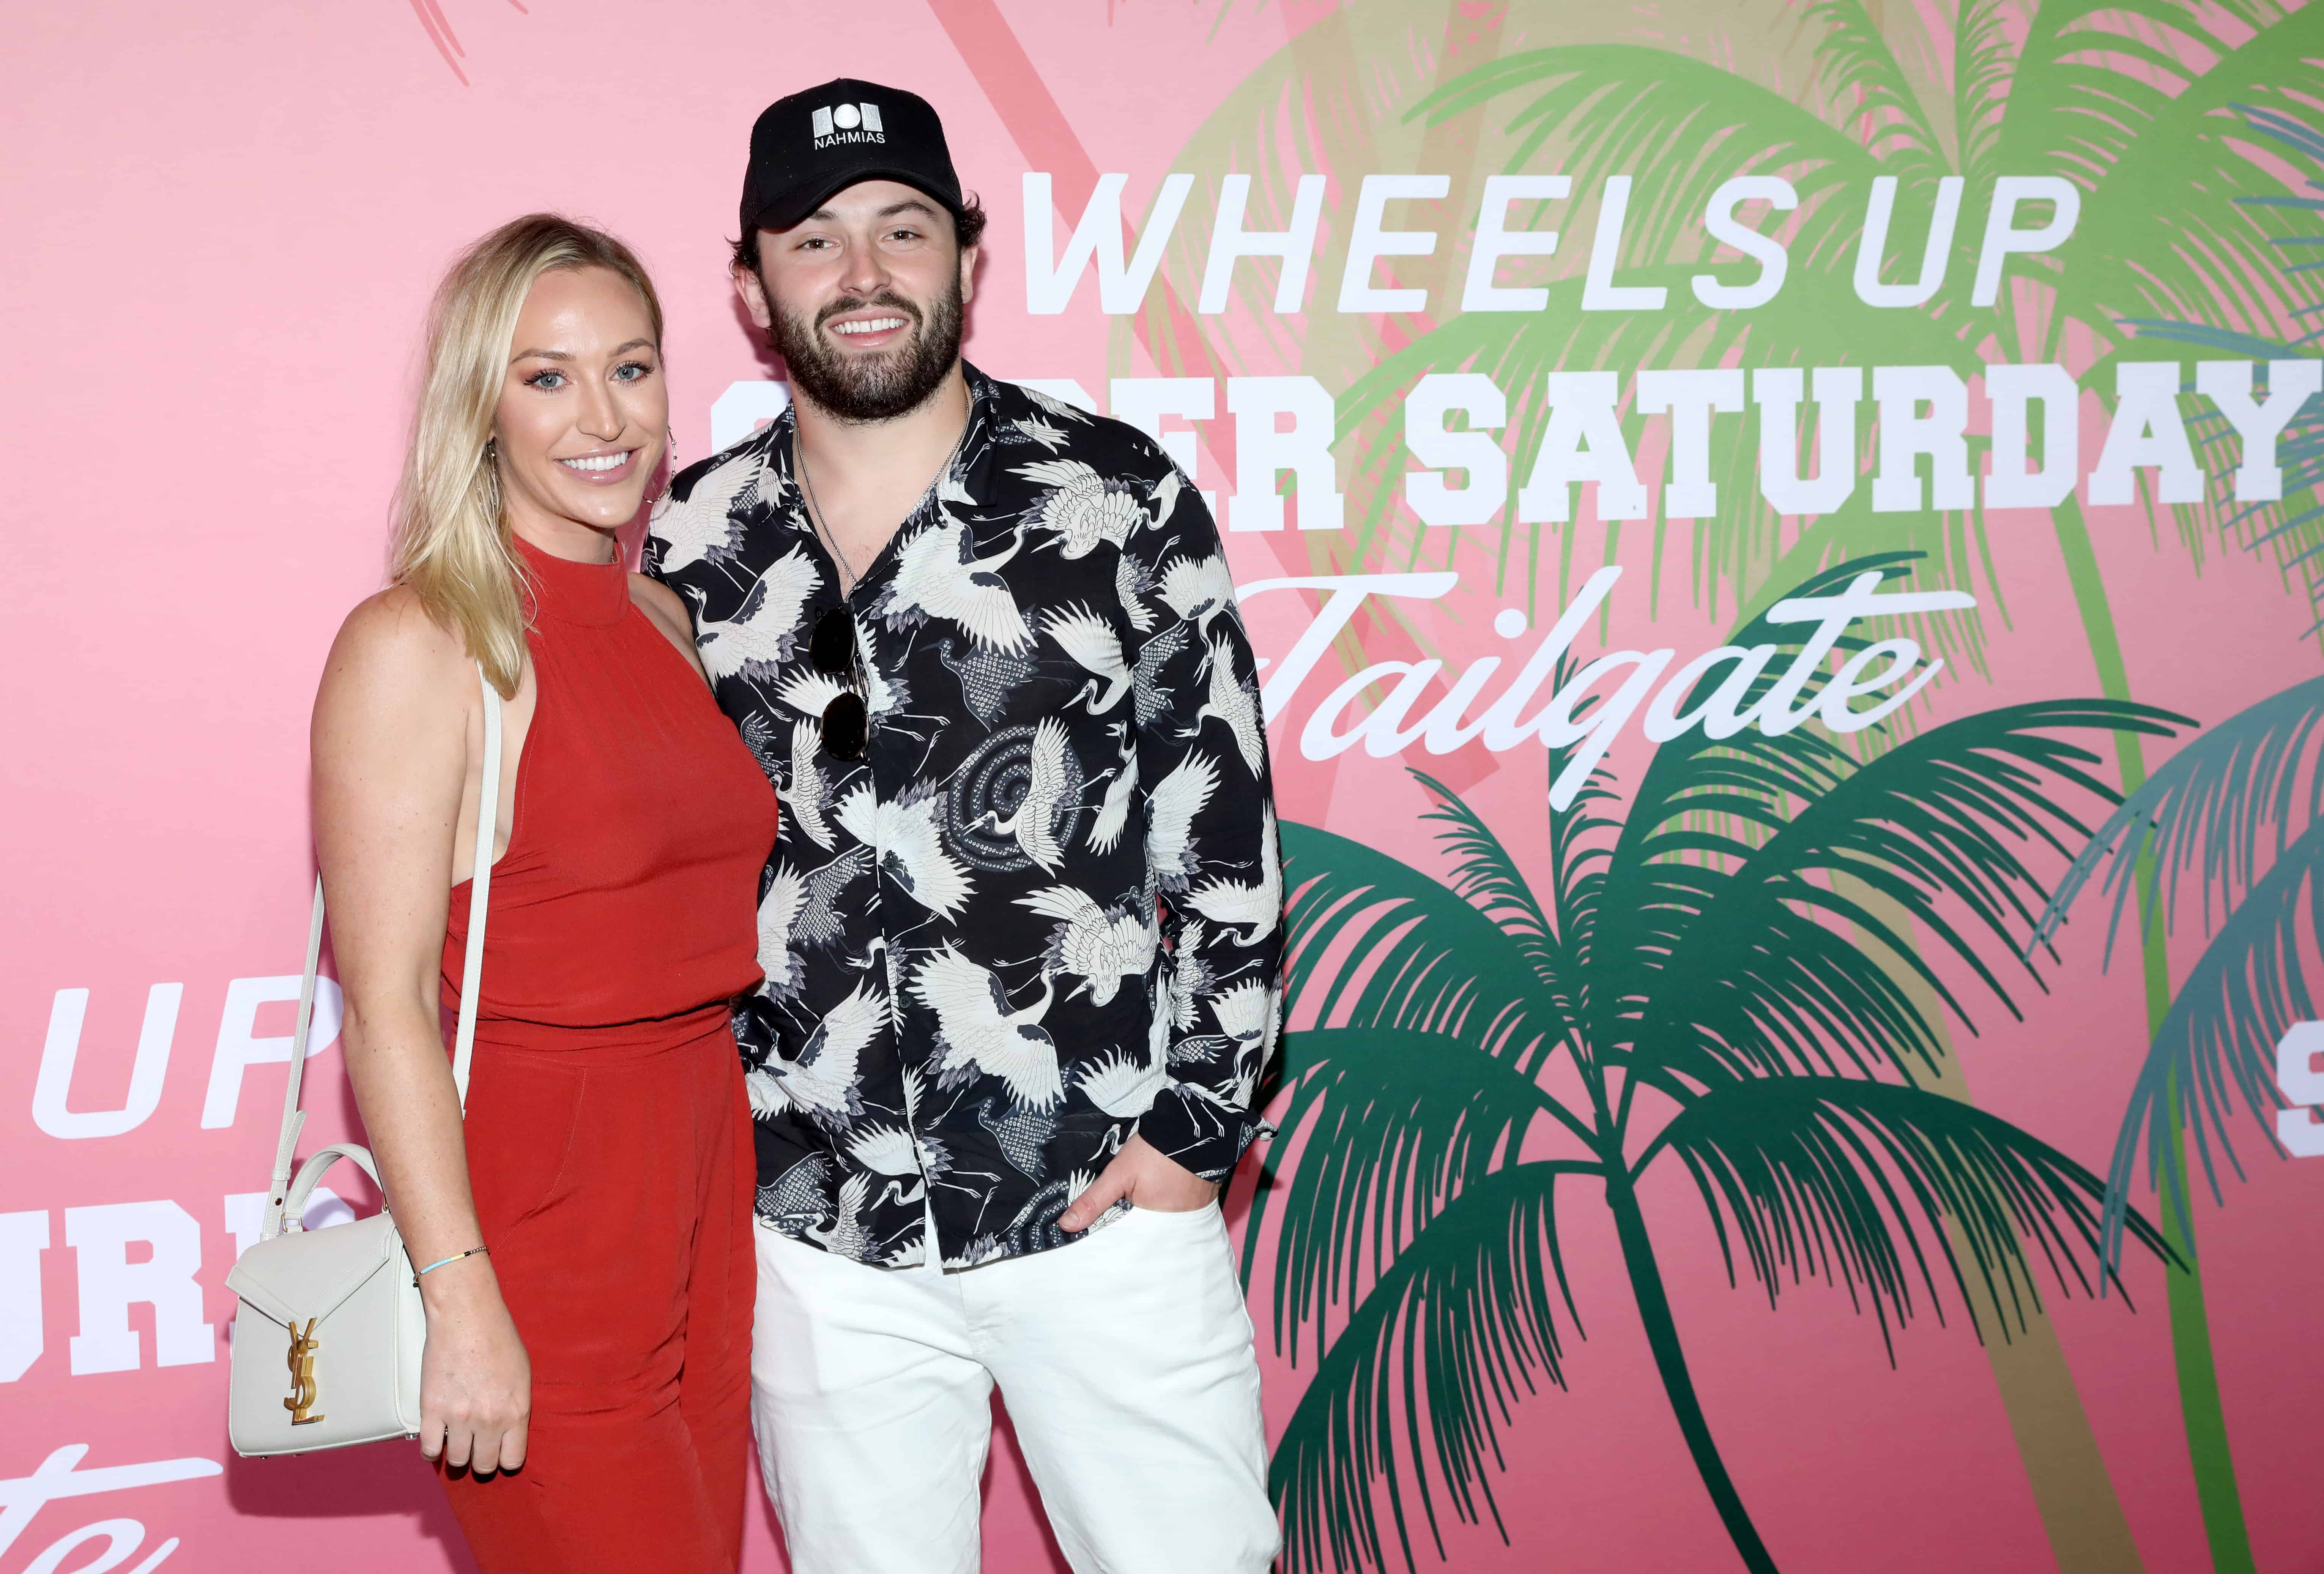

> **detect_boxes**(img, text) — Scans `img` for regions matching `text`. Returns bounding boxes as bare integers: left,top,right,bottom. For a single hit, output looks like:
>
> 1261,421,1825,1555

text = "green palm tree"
1248,555,2185,1573
1119,11,2195,1563
1352,3,2324,607
1299,13,2324,1563
2115,103,2324,638
1134,7,2318,1558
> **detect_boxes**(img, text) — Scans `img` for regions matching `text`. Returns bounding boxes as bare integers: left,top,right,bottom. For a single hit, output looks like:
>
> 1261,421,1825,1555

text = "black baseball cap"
739,79,966,240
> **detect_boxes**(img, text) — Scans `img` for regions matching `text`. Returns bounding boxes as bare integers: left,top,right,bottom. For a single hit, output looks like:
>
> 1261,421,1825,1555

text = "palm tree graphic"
2033,98,2324,1408
1247,557,2186,1573
2044,670,2324,1268
1177,10,2323,1563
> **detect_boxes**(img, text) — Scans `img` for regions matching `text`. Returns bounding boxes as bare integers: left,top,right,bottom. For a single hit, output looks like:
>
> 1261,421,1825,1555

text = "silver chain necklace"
793,437,858,595
793,418,967,601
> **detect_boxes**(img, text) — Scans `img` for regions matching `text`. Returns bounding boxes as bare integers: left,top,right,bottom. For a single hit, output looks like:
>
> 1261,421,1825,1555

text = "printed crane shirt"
648,366,1281,1268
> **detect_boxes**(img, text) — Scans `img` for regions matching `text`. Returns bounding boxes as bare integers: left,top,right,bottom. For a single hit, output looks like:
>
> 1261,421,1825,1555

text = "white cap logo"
811,103,885,140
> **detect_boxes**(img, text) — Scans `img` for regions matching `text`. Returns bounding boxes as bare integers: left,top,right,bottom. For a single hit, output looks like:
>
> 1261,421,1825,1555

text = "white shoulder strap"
263,663,503,1236
451,662,503,1105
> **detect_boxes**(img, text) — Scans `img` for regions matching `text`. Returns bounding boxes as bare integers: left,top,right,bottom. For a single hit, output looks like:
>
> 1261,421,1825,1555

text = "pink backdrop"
5,3,2322,1571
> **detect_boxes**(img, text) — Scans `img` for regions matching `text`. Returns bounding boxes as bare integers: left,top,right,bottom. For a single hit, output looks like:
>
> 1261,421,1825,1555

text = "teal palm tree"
2035,99,2324,1294
2037,674,2324,1263
1249,557,2186,1573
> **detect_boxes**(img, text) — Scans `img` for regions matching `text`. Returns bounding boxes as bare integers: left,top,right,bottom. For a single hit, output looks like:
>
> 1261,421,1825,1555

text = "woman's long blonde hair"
391,214,665,698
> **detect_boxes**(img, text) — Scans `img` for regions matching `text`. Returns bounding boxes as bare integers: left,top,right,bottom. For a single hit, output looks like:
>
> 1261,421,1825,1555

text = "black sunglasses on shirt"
810,608,869,761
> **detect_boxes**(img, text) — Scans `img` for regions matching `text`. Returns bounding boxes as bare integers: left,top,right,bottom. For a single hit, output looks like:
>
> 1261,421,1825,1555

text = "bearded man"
648,79,1282,1574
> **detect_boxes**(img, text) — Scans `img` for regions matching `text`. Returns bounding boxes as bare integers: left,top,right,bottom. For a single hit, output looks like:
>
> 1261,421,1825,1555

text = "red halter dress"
437,537,777,1574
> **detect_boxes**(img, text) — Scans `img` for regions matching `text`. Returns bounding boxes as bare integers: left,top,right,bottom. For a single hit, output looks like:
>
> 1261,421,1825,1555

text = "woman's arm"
312,588,529,1477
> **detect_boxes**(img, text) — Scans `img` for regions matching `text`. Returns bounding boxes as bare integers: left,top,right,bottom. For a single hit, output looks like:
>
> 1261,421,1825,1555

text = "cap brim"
748,170,967,237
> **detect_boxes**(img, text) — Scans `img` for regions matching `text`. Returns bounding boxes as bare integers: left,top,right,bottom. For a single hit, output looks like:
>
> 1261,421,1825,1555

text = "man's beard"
771,280,964,424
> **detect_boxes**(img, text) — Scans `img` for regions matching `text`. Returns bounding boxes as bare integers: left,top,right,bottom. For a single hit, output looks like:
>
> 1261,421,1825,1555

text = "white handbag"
225,665,502,1457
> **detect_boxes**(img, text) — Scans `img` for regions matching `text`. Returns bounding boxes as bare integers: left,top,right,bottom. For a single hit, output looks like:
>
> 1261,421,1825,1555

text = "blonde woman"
312,214,775,1572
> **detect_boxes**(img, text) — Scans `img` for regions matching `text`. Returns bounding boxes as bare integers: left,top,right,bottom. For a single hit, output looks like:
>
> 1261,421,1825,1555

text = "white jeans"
749,1202,1279,1573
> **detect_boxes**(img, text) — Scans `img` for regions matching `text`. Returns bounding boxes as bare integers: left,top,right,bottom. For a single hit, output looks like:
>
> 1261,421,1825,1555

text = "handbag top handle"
260,662,503,1242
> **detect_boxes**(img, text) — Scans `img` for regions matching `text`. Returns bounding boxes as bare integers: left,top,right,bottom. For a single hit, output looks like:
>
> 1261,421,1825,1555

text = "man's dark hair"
730,192,987,275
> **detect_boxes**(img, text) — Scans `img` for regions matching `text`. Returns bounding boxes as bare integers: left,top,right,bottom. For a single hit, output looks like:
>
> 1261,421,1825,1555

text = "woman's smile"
554,447,641,482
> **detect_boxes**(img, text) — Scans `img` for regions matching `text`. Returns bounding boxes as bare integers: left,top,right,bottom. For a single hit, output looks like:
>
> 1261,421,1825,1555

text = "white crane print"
1167,919,1215,1032
876,514,1034,651
807,1170,876,1260
1130,622,1192,728
1147,467,1184,532
836,782,973,920
975,1095,1061,1181
794,845,873,949
746,978,885,1129
1018,382,1095,429
1116,555,1157,634
1044,604,1130,714
975,716,1078,872
1145,751,1219,894
911,946,1065,1110
739,710,783,778
1157,553,1238,639
755,864,808,1001
758,1151,836,1226
685,547,822,681
1086,726,1139,855
651,447,773,575
1013,413,1072,452
745,1065,789,1120
1185,805,1281,945
785,719,834,849
1226,1052,1267,1109
1015,886,1158,1005
1074,1047,1165,1119
938,636,1035,726
1015,459,1146,558
1207,978,1273,1055
1188,633,1265,777
845,1124,933,1207
841,934,902,1031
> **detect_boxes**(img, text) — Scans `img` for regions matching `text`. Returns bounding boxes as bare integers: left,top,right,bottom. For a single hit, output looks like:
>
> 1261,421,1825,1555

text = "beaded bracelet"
417,1245,490,1276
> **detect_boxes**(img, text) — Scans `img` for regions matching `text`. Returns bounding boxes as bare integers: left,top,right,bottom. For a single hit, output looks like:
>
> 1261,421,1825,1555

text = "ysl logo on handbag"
284,1319,325,1425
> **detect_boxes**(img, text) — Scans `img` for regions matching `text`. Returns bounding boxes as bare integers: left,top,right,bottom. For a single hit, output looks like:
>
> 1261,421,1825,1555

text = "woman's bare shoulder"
321,587,471,710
